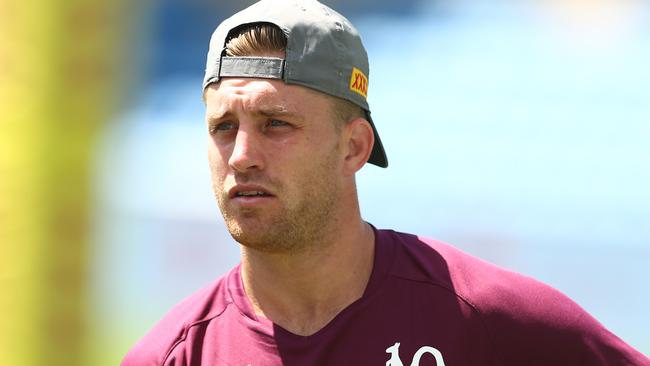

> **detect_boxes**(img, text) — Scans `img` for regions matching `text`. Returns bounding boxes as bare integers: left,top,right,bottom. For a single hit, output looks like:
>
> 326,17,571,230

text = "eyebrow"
259,105,289,117
207,105,303,122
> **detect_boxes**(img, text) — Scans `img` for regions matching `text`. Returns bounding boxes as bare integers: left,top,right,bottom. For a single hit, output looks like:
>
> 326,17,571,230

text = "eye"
268,119,289,127
210,121,237,134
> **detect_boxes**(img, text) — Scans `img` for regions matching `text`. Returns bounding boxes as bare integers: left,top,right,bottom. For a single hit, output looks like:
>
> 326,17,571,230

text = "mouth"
235,191,271,197
228,185,275,200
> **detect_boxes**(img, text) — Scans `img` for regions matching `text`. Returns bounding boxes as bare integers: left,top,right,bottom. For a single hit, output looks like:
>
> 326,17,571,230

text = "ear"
341,117,375,176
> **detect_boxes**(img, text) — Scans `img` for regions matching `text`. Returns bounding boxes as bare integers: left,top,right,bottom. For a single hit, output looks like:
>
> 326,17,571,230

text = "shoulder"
380,229,587,311
379,229,649,364
378,229,518,296
120,268,236,366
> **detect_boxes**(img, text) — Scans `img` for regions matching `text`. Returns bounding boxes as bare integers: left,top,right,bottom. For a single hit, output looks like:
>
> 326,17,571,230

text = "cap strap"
219,56,284,79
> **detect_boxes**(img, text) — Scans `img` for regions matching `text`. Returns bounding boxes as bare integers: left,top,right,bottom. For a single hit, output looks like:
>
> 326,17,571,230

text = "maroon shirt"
122,229,649,365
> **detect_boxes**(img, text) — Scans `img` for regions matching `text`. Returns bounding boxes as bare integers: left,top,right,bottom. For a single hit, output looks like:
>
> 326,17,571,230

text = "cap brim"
365,111,388,168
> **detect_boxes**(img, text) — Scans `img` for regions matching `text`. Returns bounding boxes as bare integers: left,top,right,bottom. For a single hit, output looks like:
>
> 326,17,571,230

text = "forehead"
204,78,332,117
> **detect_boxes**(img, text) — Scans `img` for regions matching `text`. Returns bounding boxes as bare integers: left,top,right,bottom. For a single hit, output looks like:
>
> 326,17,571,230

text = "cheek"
207,139,231,174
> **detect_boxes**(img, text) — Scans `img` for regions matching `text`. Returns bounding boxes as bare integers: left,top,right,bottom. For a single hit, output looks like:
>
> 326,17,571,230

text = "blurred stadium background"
1,0,648,364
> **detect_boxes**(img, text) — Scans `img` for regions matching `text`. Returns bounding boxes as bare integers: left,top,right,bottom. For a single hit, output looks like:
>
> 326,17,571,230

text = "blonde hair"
225,23,287,57
222,23,365,127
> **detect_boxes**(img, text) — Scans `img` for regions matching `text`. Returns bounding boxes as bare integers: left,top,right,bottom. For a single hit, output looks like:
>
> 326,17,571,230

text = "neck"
240,218,375,336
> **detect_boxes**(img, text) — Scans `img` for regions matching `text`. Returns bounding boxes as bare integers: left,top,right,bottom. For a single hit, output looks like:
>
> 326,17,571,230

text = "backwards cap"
203,0,388,168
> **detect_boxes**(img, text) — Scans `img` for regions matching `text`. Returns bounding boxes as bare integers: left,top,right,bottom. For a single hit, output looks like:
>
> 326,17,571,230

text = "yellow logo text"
349,67,368,98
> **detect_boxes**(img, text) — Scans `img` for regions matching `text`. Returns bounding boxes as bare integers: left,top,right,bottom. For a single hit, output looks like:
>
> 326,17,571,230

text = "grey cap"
203,0,388,168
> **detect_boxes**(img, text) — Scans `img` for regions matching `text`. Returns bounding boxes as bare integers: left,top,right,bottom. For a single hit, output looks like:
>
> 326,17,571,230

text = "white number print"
385,342,446,366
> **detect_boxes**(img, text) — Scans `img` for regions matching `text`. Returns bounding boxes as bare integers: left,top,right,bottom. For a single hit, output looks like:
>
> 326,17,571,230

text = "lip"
227,184,275,201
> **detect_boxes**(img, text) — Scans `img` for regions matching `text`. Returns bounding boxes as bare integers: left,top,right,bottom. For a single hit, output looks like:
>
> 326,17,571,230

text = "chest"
175,282,493,366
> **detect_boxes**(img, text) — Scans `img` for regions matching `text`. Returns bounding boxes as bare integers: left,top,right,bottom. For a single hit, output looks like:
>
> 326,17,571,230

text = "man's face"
204,78,345,252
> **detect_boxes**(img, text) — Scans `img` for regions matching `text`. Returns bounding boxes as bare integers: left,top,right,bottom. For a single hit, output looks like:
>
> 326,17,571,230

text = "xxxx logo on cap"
349,67,368,98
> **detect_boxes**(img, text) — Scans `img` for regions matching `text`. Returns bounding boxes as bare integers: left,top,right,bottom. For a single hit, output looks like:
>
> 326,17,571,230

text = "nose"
228,128,264,172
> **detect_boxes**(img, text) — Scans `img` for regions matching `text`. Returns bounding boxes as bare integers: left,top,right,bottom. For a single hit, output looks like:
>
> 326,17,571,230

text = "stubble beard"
215,153,341,254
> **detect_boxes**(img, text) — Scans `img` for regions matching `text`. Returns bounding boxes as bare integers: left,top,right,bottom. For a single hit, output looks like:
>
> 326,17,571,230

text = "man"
122,0,649,365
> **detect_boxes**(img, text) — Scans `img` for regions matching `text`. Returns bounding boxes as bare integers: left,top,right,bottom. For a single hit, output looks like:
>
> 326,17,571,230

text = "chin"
226,220,301,254
226,219,267,246
230,232,293,254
